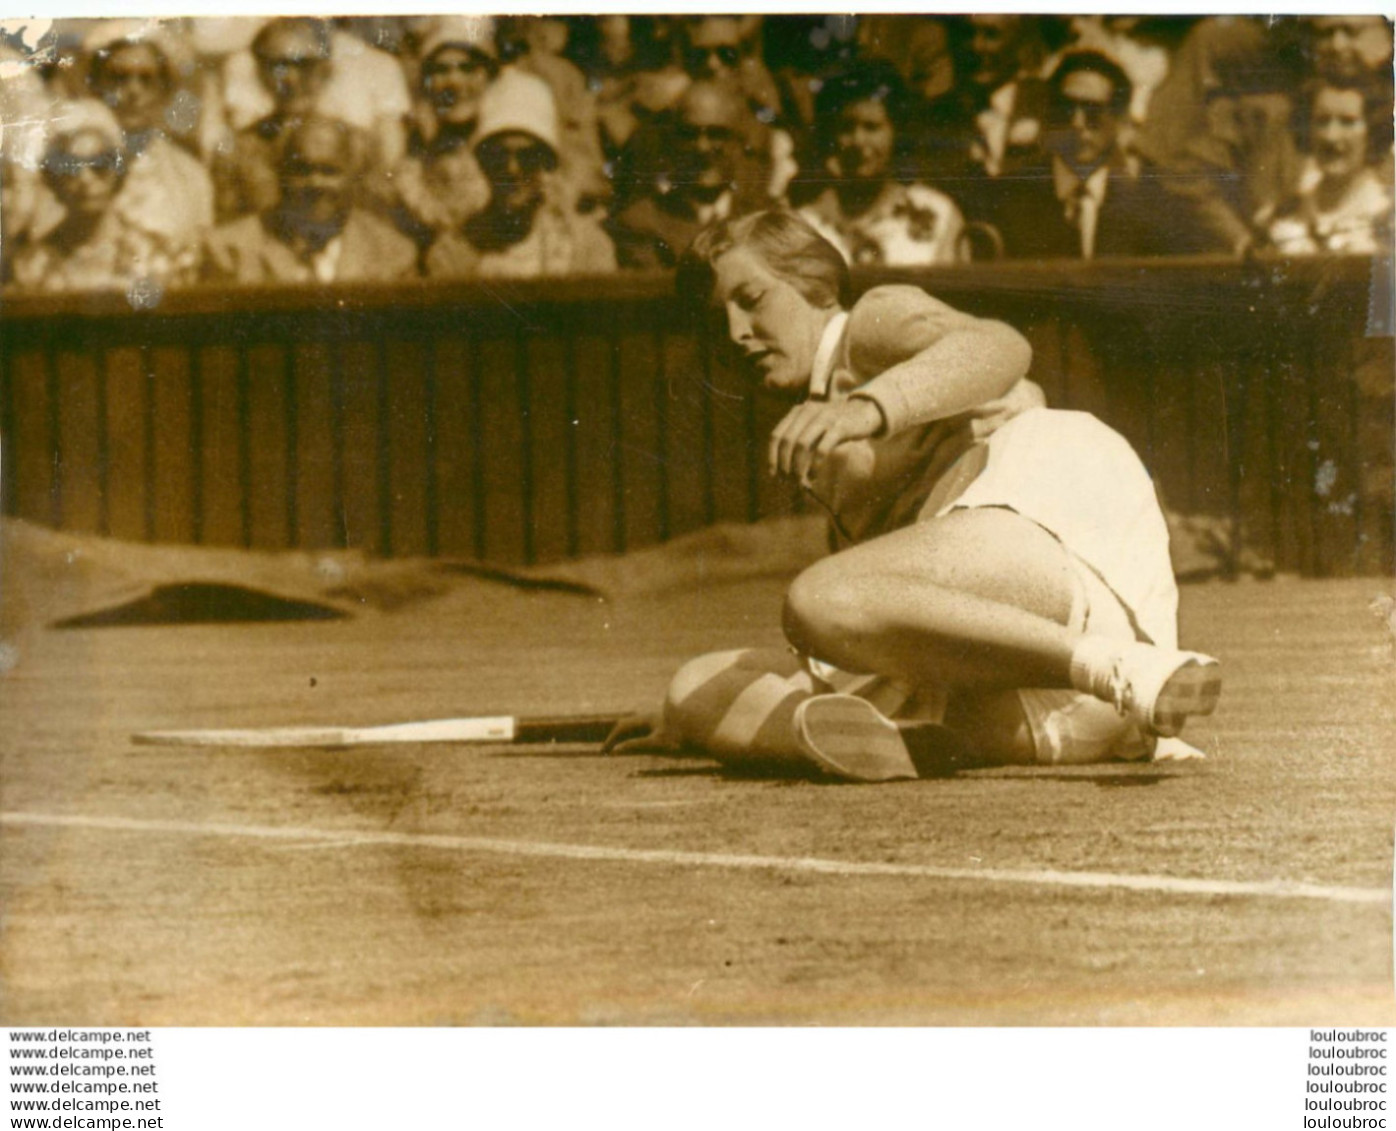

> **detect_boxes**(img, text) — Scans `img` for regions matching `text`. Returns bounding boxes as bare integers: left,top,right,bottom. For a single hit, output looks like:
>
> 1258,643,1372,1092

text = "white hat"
418,15,496,63
46,98,124,149
473,67,559,153
81,18,193,81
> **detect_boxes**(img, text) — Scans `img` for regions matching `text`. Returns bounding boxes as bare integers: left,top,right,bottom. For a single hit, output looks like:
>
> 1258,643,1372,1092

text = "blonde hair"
677,210,850,311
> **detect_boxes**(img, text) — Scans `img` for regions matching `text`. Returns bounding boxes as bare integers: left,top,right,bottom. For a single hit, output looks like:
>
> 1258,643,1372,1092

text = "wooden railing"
1,255,1391,575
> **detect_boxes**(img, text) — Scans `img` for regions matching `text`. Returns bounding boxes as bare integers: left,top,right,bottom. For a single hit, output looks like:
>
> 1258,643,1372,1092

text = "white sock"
1068,636,1125,700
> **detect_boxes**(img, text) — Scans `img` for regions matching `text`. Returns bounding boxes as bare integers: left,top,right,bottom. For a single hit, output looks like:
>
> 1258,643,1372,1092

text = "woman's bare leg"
783,507,1081,691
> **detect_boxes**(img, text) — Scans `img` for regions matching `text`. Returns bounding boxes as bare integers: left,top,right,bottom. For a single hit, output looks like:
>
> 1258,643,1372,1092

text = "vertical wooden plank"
615,326,662,552
475,334,526,563
660,328,710,539
338,340,383,555
8,348,53,526
1092,320,1152,466
245,343,290,550
0,336,14,520
291,341,337,550
382,337,431,558
150,346,195,544
705,344,755,526
1058,317,1110,423
1351,335,1394,574
55,350,102,536
196,345,243,547
1188,358,1230,518
570,331,618,557
1308,323,1360,576
526,331,572,564
104,347,147,542
1265,345,1306,574
431,335,478,558
1021,316,1067,407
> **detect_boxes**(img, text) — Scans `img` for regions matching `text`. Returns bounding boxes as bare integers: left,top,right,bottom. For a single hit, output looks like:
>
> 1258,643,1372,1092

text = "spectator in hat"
608,80,774,269
426,69,615,279
796,60,966,267
211,17,332,221
80,20,214,272
203,114,417,284
376,16,498,252
8,99,198,293
497,17,609,211
1269,76,1394,255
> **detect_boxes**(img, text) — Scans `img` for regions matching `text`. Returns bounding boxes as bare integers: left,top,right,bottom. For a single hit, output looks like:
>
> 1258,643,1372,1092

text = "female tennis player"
605,210,1220,781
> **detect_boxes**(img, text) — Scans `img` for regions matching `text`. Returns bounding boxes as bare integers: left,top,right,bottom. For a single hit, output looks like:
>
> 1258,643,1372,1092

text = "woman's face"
422,46,493,126
712,247,833,398
833,98,894,182
92,41,168,133
44,129,124,216
1312,86,1368,183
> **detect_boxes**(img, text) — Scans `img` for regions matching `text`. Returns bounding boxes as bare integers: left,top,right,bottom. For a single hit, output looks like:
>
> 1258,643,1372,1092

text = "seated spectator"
203,115,418,284
426,69,615,279
679,15,782,125
570,15,689,163
219,18,410,173
80,21,214,273
962,14,1053,180
1269,77,1394,256
608,81,771,269
857,17,979,185
1308,16,1393,85
796,61,965,267
992,51,1223,260
680,16,795,198
9,100,197,293
212,17,331,221
498,16,608,211
1135,16,1304,255
378,16,497,251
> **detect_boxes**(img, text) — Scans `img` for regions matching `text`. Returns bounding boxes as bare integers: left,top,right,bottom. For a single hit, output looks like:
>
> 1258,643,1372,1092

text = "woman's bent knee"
784,560,857,658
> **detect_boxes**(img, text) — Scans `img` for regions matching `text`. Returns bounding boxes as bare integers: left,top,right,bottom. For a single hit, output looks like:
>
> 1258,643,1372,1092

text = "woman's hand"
768,394,885,483
602,711,681,755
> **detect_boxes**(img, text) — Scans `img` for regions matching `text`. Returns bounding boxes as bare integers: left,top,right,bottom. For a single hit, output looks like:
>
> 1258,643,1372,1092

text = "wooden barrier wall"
1,256,1391,575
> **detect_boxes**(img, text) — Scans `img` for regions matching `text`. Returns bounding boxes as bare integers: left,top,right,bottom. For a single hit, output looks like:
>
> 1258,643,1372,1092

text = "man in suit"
204,114,418,284
993,49,1223,259
608,80,771,269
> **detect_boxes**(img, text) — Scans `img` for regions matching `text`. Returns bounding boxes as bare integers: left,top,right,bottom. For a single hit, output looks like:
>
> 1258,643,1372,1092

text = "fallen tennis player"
605,210,1220,781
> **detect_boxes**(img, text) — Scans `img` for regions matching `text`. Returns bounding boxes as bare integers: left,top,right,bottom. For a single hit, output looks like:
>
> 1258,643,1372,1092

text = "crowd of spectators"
1,14,1391,295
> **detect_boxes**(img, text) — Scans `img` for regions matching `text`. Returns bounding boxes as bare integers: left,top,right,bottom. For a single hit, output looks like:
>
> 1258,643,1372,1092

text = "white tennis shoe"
792,694,970,783
1090,643,1222,738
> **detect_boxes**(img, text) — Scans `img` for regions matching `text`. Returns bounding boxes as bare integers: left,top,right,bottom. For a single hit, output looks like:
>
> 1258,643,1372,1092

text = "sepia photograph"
0,6,1393,1105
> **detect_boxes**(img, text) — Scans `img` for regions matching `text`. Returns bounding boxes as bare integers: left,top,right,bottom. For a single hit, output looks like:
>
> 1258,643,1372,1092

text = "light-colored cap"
418,15,496,63
473,67,558,153
81,18,192,79
45,98,124,149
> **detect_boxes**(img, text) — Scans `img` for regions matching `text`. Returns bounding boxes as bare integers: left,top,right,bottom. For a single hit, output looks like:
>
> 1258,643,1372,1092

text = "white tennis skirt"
935,407,1178,651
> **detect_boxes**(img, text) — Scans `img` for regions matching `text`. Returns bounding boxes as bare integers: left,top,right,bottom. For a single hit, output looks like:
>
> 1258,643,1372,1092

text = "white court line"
2,810,1389,906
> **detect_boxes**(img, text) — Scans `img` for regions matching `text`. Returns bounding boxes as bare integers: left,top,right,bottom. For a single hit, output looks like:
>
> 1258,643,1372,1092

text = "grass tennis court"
1,521,1393,1025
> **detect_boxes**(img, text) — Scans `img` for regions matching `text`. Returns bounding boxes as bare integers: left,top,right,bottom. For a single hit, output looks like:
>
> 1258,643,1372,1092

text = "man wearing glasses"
990,50,1219,260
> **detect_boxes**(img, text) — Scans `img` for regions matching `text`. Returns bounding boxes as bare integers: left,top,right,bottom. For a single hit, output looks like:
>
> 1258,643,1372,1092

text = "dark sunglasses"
478,141,555,176
46,150,123,177
1055,97,1113,128
685,44,741,70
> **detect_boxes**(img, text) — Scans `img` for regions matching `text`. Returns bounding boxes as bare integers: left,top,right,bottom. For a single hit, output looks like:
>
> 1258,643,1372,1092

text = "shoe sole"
794,695,973,782
1151,658,1222,738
